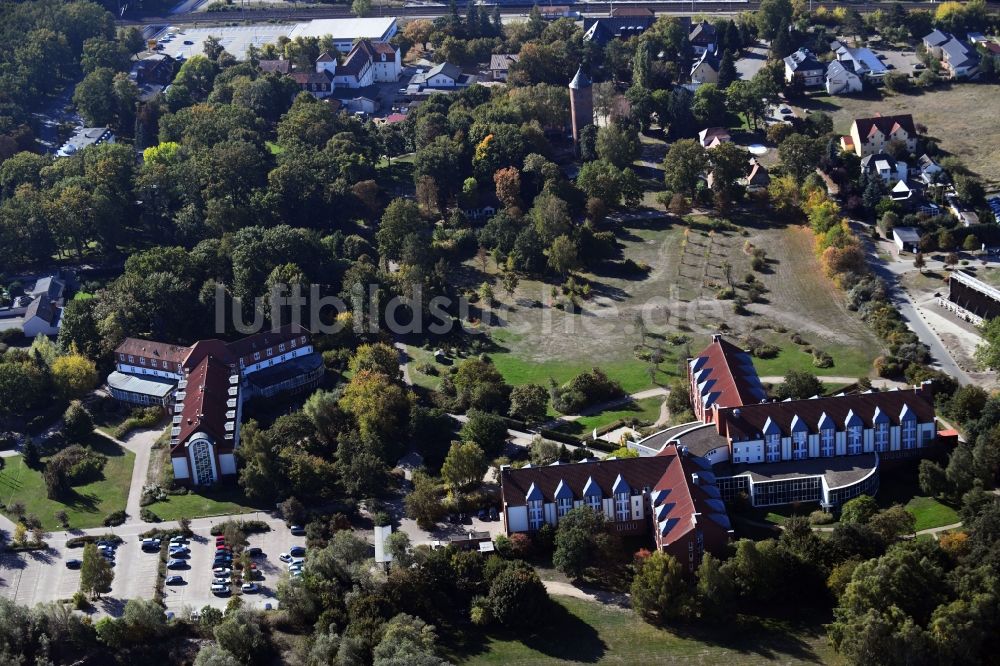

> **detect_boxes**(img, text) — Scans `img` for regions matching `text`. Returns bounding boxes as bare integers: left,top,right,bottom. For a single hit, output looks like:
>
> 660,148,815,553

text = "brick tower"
569,67,593,146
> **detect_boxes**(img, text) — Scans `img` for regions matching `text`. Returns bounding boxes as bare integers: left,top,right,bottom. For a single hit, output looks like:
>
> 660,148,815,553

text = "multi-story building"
638,335,940,510
500,444,732,571
923,30,980,79
783,49,825,87
107,324,324,485
847,113,918,158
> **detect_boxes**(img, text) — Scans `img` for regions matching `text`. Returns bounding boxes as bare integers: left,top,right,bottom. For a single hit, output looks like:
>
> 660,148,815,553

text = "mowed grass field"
452,595,837,665
0,439,134,530
145,484,267,522
797,83,1000,187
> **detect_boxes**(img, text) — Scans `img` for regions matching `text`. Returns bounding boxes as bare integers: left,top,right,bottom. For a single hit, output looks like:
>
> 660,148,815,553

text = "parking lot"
871,47,923,76
0,543,80,607
0,536,159,616
163,522,303,614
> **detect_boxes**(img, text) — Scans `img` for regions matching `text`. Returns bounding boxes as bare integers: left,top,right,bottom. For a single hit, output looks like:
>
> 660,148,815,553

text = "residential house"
743,158,771,191
847,114,918,157
826,60,863,95
917,154,943,184
109,324,324,485
861,152,908,184
582,15,655,45
698,127,731,149
690,50,721,85
783,49,825,87
832,43,888,79
333,39,400,88
689,20,718,56
892,226,922,253
411,62,475,89
891,179,914,204
20,294,61,338
923,30,980,78
288,52,337,98
29,276,66,305
57,127,114,157
259,59,293,75
499,444,732,571
131,53,177,85
490,54,519,82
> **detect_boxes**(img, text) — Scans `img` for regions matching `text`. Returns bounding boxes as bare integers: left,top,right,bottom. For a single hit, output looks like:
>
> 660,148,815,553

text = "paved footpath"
94,427,166,525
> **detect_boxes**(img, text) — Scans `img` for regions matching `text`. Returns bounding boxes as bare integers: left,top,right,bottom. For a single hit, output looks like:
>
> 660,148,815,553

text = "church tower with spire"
569,67,593,147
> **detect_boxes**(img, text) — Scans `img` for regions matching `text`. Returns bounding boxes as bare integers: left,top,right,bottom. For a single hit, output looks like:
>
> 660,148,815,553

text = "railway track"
116,1,998,26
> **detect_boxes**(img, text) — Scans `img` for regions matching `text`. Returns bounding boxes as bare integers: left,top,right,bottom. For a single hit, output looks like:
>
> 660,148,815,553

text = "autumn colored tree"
494,167,522,210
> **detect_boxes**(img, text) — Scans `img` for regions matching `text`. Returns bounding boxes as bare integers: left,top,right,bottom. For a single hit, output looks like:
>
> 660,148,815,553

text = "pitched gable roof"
172,354,237,453
427,62,462,81
115,337,190,365
689,20,717,46
716,387,935,440
852,114,916,141
24,293,59,326
490,53,519,71
690,334,768,412
259,59,292,74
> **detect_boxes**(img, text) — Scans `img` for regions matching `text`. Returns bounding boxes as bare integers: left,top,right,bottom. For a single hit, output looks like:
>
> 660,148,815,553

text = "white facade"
371,48,401,82
116,362,184,381
239,344,314,375
21,314,60,338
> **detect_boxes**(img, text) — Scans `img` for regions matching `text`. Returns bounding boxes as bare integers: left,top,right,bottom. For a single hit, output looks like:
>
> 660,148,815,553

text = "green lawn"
556,397,664,437
488,352,659,395
144,484,267,522
0,439,134,530
902,495,960,532
265,141,284,155
451,595,835,665
751,343,875,381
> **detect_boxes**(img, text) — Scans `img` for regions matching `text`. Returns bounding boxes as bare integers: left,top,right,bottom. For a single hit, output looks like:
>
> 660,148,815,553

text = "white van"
211,584,230,595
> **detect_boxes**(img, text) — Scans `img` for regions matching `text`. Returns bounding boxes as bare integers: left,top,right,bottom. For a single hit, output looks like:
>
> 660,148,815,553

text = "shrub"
140,507,160,523
104,510,126,527
373,511,391,527
812,350,834,368
716,287,735,300
72,591,89,610
809,510,835,525
209,519,270,536
551,368,625,414
416,363,439,376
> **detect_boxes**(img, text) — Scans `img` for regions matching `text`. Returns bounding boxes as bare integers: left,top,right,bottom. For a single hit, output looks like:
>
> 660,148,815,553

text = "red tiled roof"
717,386,935,440
115,337,190,365
172,355,235,453
690,335,768,413
183,339,233,371
654,446,730,547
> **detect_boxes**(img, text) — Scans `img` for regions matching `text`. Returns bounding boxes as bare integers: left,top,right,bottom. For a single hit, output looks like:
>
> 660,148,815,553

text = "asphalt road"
857,225,971,385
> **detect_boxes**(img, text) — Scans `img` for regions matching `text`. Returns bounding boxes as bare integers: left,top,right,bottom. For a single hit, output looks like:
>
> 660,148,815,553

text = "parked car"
247,547,263,557
66,559,82,569
183,40,193,45
489,507,498,520
170,536,188,544
289,525,305,536
166,559,187,569
279,553,292,563
169,546,190,555
914,63,926,70
165,576,184,585
241,583,260,593
289,546,305,557
96,540,115,548
211,584,230,595
213,576,231,585
477,509,487,520
288,562,304,572
213,567,233,576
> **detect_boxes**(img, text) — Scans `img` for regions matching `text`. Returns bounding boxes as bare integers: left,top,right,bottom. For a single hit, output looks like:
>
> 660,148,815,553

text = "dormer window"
279,343,286,353
615,492,630,521
766,433,781,462
874,421,889,452
140,357,146,365
847,425,862,455
792,431,807,460
253,352,261,361
902,418,917,449
821,427,834,457
528,500,543,530
267,348,273,357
